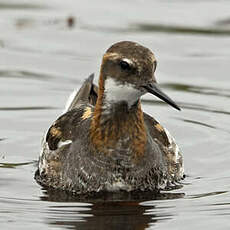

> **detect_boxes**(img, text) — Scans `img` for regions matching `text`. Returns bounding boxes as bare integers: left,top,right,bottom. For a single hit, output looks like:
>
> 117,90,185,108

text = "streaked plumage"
35,41,184,194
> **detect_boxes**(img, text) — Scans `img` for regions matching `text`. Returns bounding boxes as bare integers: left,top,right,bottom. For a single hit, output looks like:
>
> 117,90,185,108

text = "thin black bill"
142,83,181,111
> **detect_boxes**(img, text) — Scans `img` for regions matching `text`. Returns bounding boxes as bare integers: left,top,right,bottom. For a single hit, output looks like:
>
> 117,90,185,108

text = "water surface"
1,0,230,229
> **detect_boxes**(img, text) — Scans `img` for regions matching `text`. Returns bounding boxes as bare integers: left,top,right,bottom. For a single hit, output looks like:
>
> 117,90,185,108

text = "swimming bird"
35,41,184,194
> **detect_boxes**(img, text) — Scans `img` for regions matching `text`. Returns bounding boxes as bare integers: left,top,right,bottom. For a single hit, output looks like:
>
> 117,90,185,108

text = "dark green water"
1,0,230,229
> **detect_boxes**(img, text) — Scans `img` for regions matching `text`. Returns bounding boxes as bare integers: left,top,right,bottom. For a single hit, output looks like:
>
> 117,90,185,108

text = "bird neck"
90,74,147,159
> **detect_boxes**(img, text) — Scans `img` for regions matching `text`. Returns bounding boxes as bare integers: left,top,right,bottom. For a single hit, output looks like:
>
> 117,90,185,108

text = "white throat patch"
104,78,143,108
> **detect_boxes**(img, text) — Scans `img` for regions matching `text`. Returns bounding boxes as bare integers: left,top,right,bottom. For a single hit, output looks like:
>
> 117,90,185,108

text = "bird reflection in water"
40,188,184,230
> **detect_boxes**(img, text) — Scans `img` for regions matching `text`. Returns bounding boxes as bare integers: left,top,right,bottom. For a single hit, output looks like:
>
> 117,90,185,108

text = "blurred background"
1,0,230,229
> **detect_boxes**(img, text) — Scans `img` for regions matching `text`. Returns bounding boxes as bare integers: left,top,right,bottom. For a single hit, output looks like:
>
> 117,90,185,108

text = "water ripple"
81,23,230,36
143,99,230,116
0,106,57,111
0,69,80,85
0,3,46,10
0,161,35,169
132,23,230,36
40,188,185,203
0,70,54,81
162,83,230,98
188,191,228,199
181,119,216,129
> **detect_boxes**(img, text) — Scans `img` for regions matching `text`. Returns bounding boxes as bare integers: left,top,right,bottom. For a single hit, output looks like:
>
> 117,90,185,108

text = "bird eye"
119,60,131,71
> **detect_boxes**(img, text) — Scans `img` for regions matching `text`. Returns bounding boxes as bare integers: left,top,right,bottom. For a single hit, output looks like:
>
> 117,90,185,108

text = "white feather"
57,140,72,148
104,78,143,108
164,127,180,163
105,179,132,192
